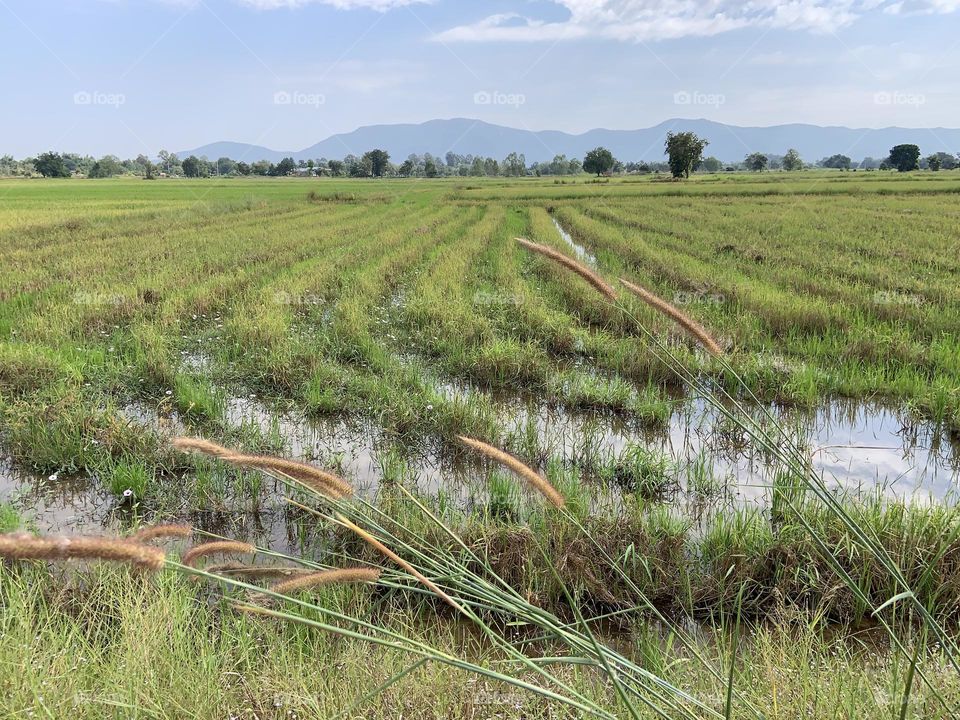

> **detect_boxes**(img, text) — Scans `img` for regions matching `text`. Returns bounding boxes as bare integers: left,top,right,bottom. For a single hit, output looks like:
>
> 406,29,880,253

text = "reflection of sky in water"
497,397,958,505
2,392,957,541
551,217,596,264
0,458,116,534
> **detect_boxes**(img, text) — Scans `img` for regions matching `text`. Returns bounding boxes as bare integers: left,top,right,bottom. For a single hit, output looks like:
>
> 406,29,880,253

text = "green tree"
33,151,70,178
502,152,526,177
469,157,485,176
87,155,123,178
583,146,614,176
156,150,181,175
664,132,708,179
133,154,150,174
700,156,722,172
782,148,803,171
926,154,942,171
424,158,438,178
363,149,390,177
250,160,272,176
888,144,920,172
349,155,373,177
216,157,236,175
235,162,251,176
820,154,852,170
927,151,958,170
271,157,296,176
181,155,203,177
745,152,768,172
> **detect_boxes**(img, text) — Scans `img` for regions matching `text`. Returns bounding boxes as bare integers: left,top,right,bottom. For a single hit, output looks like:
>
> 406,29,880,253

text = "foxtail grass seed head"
457,435,566,509
0,533,166,570
226,455,354,499
172,437,353,499
181,540,255,568
130,524,192,542
270,568,381,595
208,564,315,580
334,514,464,613
619,278,724,357
516,237,617,302
171,437,236,458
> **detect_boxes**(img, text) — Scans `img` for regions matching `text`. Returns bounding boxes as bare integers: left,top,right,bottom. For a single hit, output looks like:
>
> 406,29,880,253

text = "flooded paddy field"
1,173,958,567
3,387,957,546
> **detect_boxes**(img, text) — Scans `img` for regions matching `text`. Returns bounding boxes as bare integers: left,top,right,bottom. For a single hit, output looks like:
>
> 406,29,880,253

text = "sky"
1,0,958,157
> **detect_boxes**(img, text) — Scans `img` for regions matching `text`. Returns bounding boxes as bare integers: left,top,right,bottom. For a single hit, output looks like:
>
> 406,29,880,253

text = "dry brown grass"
172,437,353,499
130,524,193,542
457,435,565,509
171,437,235,458
181,540,256,568
0,533,166,570
270,567,381,595
205,563,315,580
516,237,617,301
619,278,723,357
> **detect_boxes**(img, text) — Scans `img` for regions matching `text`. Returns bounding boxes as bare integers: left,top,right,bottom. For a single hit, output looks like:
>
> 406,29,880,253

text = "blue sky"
1,0,958,157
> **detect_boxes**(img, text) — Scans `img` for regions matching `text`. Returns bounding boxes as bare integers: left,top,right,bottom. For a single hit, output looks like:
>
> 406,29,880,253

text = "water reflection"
2,391,956,546
551,216,595,264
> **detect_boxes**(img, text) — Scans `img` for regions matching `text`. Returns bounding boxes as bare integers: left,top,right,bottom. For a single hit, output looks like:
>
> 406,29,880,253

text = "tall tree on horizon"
664,133,708,178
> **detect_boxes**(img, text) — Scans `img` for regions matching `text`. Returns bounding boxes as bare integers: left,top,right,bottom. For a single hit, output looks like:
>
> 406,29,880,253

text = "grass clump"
602,443,677,498
0,504,20,533
101,456,151,501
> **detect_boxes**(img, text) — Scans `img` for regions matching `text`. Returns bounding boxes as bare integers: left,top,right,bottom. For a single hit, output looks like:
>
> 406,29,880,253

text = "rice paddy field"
2,171,960,718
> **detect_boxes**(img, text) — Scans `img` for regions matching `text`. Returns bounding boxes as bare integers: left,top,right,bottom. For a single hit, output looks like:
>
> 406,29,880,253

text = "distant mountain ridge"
177,118,960,164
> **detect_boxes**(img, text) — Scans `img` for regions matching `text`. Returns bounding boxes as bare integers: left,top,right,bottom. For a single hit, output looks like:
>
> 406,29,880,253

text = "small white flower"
48,472,59,481
123,488,133,498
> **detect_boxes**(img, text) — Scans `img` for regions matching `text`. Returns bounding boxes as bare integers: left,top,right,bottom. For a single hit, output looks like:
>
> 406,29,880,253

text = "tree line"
3,138,954,179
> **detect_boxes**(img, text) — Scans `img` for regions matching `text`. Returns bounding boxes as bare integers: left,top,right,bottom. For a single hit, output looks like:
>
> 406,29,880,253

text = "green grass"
1,172,959,716
1,553,958,719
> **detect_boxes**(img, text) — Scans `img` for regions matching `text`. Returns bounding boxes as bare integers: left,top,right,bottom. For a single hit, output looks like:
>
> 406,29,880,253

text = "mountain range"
177,118,960,165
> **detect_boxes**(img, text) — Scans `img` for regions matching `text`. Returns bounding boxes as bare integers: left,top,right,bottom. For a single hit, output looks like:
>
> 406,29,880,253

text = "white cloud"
433,0,959,43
